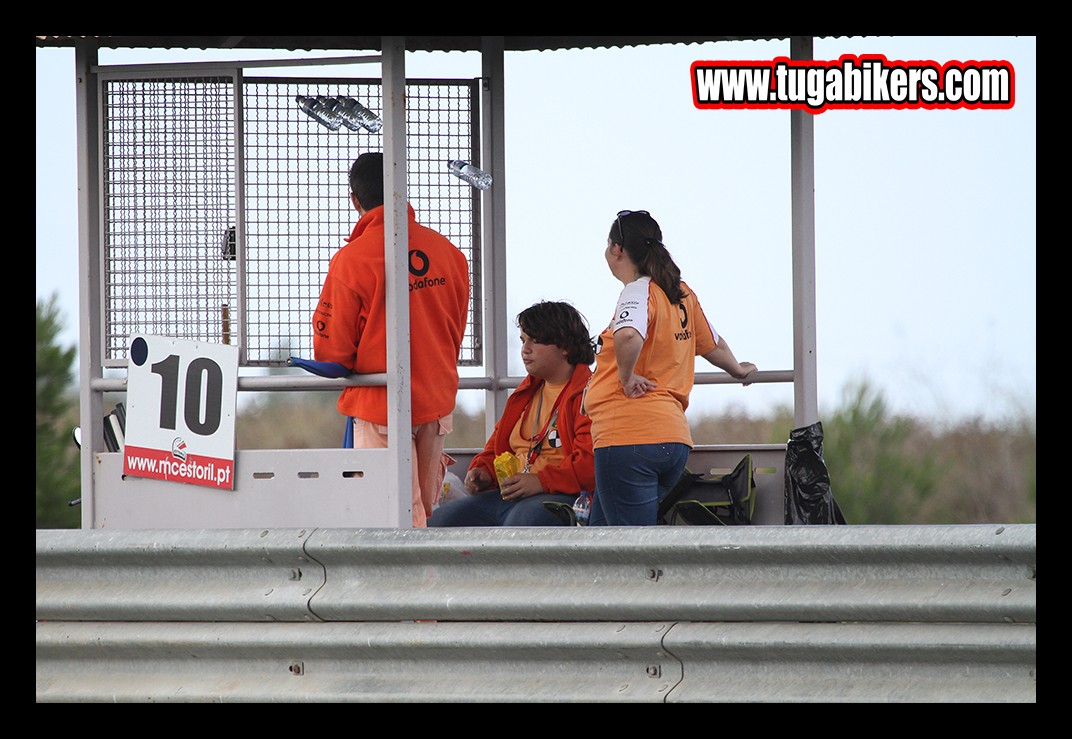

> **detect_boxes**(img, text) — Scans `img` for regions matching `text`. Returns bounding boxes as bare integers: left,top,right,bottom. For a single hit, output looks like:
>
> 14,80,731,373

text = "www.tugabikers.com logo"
691,54,1014,113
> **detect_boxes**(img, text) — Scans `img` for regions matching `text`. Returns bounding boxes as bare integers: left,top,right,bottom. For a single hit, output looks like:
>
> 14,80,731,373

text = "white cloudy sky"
36,36,1035,427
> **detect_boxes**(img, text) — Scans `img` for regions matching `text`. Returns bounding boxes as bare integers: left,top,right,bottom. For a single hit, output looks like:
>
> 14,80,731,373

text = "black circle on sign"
130,336,149,366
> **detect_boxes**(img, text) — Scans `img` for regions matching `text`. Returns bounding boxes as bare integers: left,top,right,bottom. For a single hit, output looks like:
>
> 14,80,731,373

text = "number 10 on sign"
123,335,239,490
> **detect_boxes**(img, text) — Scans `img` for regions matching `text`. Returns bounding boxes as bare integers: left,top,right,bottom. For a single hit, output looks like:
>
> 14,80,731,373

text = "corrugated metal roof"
35,35,791,53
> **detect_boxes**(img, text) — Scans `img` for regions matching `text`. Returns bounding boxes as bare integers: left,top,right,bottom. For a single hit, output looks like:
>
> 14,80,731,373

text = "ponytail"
639,239,686,304
610,211,687,304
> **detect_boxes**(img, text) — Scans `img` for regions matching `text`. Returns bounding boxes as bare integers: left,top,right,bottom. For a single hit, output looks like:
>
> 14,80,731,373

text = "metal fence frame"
97,69,483,368
73,38,815,530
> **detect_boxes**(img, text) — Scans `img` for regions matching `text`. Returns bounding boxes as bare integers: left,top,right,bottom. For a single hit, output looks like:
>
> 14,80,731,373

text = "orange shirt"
505,379,568,475
584,277,718,449
469,364,595,495
313,205,470,425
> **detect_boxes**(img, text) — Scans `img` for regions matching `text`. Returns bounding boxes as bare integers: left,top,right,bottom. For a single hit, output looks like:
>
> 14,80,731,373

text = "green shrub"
36,296,80,529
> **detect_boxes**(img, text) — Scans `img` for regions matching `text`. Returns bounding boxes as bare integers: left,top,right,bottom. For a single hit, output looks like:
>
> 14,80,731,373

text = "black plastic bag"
784,421,847,525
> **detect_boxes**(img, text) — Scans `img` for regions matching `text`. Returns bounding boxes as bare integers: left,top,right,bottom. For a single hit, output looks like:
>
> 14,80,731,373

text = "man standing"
313,152,470,527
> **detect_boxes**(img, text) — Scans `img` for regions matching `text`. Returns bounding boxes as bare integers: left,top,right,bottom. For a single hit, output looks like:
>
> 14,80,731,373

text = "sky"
36,36,1036,428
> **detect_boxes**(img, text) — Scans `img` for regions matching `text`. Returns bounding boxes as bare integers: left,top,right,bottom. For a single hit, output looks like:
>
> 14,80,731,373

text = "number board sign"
123,335,239,490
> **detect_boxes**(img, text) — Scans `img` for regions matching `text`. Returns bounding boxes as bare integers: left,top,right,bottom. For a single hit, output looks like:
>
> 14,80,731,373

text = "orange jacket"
313,205,470,425
469,363,595,495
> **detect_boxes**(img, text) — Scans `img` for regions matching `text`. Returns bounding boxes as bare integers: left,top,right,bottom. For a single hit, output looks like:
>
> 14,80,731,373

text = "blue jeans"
590,443,690,526
428,489,580,527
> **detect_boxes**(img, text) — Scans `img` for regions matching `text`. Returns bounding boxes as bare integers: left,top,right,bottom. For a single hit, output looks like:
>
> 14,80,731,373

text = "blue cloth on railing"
286,356,353,378
287,357,355,448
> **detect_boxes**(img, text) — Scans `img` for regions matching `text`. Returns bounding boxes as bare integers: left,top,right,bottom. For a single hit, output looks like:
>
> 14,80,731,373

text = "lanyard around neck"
523,381,564,472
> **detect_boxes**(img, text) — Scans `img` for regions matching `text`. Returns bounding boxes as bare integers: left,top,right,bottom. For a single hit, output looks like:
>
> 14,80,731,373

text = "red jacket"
470,363,595,495
313,205,470,425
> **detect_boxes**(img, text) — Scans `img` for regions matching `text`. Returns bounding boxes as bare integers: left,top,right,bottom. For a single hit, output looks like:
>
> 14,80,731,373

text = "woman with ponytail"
583,210,757,526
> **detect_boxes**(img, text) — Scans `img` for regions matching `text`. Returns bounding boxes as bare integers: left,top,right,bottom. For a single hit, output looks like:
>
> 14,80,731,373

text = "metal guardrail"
36,525,1036,703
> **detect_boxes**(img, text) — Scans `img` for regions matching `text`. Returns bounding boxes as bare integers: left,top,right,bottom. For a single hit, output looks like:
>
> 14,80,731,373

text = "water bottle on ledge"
295,95,342,131
334,96,384,133
447,159,492,191
572,492,591,526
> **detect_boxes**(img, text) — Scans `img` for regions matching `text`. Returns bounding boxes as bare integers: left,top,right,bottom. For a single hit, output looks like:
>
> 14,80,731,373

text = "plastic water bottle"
447,159,492,191
295,95,342,130
572,492,591,526
317,96,357,130
334,96,383,133
315,96,351,130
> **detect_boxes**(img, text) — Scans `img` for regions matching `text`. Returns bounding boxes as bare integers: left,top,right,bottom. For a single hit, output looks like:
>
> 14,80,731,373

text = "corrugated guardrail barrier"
36,525,1036,702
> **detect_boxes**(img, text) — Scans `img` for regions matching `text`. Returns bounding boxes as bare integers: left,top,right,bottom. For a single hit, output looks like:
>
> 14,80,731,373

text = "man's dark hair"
349,152,385,210
517,301,596,367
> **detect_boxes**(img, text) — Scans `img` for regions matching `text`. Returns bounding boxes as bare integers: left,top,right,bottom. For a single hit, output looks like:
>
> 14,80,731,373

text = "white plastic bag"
436,470,467,509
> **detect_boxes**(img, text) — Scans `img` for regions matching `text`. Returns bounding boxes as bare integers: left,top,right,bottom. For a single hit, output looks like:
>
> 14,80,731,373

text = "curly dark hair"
516,301,596,366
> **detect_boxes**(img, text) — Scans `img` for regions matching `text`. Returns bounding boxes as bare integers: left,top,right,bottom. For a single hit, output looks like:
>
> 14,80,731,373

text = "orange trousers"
352,414,453,528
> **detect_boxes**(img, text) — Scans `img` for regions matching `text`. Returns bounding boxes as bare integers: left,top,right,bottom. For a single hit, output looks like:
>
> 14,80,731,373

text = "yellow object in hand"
493,452,521,483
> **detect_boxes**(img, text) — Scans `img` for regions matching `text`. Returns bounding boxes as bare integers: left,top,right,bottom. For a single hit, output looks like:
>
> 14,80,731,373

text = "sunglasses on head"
616,210,646,246
616,210,659,250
